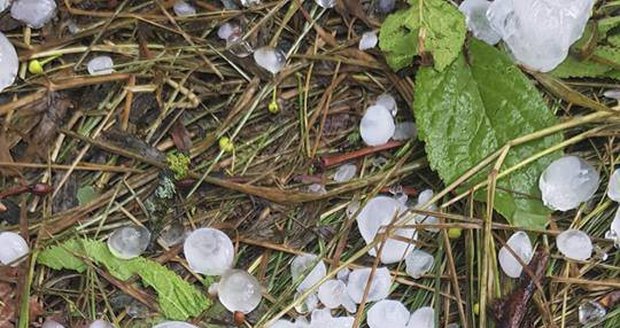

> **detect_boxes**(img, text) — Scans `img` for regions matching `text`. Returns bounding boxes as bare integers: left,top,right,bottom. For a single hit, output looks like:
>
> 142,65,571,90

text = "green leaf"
77,186,99,205
551,56,615,78
379,0,466,71
414,40,563,229
38,238,211,320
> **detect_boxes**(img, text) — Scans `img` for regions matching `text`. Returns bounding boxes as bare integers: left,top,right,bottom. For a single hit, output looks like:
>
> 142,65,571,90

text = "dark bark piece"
492,250,549,328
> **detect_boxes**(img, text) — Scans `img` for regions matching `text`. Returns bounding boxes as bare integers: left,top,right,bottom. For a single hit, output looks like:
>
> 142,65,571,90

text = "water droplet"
218,269,262,313
183,228,235,275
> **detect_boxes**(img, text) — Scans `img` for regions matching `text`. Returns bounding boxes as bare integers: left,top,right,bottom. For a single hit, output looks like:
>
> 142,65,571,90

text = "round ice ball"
183,228,235,275
498,231,533,278
367,299,410,328
556,229,592,261
107,225,151,260
360,105,395,146
0,231,29,266
87,56,114,76
539,156,600,211
10,0,57,29
253,46,286,74
42,319,64,328
0,32,18,93
217,269,262,314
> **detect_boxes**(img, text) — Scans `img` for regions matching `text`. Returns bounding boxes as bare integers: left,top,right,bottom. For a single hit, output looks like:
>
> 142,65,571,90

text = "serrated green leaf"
414,40,563,229
38,238,211,320
379,0,466,71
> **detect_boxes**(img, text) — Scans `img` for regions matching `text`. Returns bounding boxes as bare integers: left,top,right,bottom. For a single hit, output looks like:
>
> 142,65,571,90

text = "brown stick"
318,140,404,168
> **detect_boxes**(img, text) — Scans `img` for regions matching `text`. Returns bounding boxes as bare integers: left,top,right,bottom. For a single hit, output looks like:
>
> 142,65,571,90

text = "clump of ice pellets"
0,232,29,266
0,32,18,93
107,225,151,260
183,227,235,275
333,164,357,182
578,300,606,325
173,0,196,16
218,269,262,314
359,31,378,51
392,122,417,141
88,320,114,328
539,155,600,211
11,0,57,29
87,56,115,76
253,46,286,74
405,249,434,279
407,307,434,328
314,0,336,9
360,105,395,146
153,322,199,328
291,254,326,292
318,279,357,313
346,267,391,303
486,0,594,72
367,300,409,328
498,231,533,278
608,169,620,202
458,0,500,45
556,229,592,261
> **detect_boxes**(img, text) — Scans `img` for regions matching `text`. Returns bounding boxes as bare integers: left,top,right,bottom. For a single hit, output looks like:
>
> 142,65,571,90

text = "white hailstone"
218,269,262,314
605,208,620,248
415,189,439,232
294,291,319,314
253,46,286,74
240,0,261,7
360,105,396,146
291,254,327,292
10,0,57,29
608,169,620,202
498,231,533,278
0,232,29,266
318,279,357,313
375,93,397,117
226,34,254,58
88,320,114,328
405,250,434,279
407,307,434,328
377,0,396,13
42,319,64,328
208,282,219,297
556,229,593,261
153,322,199,328
392,122,417,141
183,228,234,275
458,0,501,45
310,309,354,328
107,225,150,260
307,183,327,195
359,31,378,51
0,0,9,12
217,22,238,41
314,0,336,9
346,267,391,304
367,300,409,328
487,0,594,72
269,320,296,328
0,32,18,93
87,56,115,76
357,196,417,264
336,268,350,282
539,156,600,211
334,164,357,182
173,0,196,16
603,90,620,100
